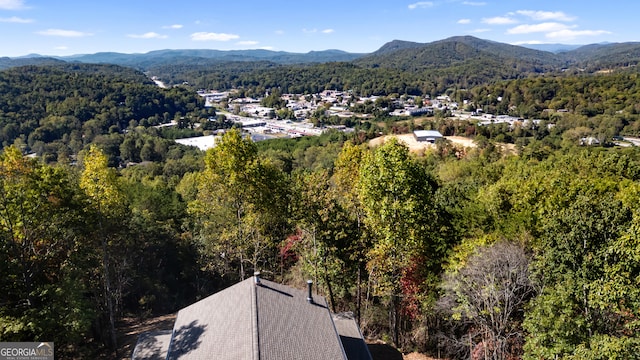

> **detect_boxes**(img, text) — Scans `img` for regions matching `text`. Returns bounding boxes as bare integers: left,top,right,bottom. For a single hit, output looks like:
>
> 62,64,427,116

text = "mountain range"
0,48,364,70
2,36,639,76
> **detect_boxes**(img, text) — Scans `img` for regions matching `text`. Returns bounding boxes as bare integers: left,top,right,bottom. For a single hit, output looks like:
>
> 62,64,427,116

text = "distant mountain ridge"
560,42,640,65
0,56,66,70
5,36,640,77
356,36,640,74
18,49,366,69
519,43,584,53
354,35,564,74
372,40,425,55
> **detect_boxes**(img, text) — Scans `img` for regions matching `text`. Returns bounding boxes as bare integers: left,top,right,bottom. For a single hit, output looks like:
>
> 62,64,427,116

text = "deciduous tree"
189,129,289,281
80,145,127,354
358,137,440,346
439,241,534,360
0,147,93,351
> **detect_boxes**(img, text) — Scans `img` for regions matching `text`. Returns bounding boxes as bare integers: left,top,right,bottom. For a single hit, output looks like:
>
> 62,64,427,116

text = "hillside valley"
3,34,640,360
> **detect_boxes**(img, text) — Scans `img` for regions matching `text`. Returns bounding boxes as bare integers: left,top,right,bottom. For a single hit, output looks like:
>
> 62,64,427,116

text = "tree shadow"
367,343,403,360
132,330,172,360
167,320,207,358
258,283,294,298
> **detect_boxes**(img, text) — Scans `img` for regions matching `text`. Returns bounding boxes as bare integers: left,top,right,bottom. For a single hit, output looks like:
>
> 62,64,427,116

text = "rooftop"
132,275,371,360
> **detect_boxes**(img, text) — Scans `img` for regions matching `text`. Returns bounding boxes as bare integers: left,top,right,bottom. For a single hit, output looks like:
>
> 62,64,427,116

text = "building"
413,130,443,143
234,118,267,128
174,135,217,151
409,107,434,116
131,274,372,360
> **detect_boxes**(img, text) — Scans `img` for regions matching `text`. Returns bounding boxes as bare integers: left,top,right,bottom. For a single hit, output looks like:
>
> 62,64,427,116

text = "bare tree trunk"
392,294,400,346
239,252,245,280
356,266,362,326
323,262,336,313
237,206,245,280
313,228,318,287
356,215,363,326
98,213,117,357
102,237,118,356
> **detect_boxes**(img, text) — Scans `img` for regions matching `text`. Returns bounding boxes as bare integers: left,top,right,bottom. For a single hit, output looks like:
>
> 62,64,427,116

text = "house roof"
413,130,443,138
333,313,374,360
132,276,369,360
130,330,172,360
253,280,347,360
167,278,255,359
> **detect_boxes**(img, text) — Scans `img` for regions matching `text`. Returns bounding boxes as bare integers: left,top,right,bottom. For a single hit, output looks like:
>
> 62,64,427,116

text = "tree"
291,169,355,312
188,129,289,281
0,147,94,354
556,186,640,359
79,145,127,355
523,192,632,359
358,137,440,346
439,241,535,360
332,142,369,324
261,88,286,109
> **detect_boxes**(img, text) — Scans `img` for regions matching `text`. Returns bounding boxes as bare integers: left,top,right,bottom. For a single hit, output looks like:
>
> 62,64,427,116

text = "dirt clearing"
369,134,476,153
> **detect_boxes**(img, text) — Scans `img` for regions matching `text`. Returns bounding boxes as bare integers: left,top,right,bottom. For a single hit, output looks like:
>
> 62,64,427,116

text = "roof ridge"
251,277,260,360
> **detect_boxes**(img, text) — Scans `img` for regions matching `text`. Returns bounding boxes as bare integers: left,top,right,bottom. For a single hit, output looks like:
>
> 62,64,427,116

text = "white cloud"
462,1,486,5
516,10,575,22
322,28,334,34
0,0,26,10
457,18,471,24
482,16,517,25
237,40,258,45
0,16,33,23
190,32,239,41
260,46,274,50
127,32,168,39
507,22,572,35
303,28,317,33
546,29,611,41
36,29,93,37
408,1,434,10
163,24,183,29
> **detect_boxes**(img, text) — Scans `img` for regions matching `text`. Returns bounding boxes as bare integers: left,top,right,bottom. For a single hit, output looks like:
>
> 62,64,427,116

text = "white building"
175,135,217,151
413,130,443,143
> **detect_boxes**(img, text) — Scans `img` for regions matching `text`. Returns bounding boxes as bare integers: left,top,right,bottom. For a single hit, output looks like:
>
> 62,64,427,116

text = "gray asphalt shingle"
134,276,371,360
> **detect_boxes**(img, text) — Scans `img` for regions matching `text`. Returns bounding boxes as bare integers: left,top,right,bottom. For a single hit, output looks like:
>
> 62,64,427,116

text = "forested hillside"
2,51,640,360
559,42,640,70
0,64,218,164
455,72,640,144
4,128,640,359
0,56,66,70
355,35,564,72
8,36,640,97
355,36,640,74
146,36,640,95
155,62,433,96
57,48,365,69
149,56,543,98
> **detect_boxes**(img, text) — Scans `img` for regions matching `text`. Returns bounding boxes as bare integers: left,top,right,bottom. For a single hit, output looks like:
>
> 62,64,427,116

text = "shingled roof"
132,274,372,360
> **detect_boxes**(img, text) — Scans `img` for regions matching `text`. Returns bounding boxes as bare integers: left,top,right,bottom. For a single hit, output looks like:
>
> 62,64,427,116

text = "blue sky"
0,0,637,57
